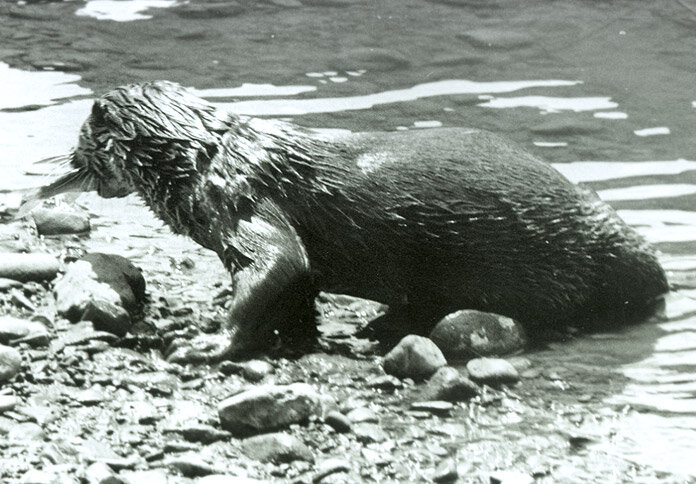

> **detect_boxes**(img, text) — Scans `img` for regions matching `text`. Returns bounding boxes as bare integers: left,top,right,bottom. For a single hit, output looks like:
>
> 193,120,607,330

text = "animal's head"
37,81,229,200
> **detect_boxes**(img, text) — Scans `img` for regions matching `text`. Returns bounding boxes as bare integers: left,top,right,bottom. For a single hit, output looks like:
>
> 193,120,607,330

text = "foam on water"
0,62,91,111
553,159,696,183
596,184,696,201
477,95,618,113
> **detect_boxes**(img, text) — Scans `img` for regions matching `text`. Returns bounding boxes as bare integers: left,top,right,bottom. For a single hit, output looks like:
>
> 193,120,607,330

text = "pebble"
382,335,447,380
218,383,322,435
432,456,458,483
429,310,526,360
352,423,388,443
81,299,132,337
74,387,108,406
423,366,480,402
118,469,168,484
0,253,60,282
466,358,520,385
8,421,44,442
313,458,351,483
0,277,23,290
0,394,19,412
324,410,352,433
0,316,48,344
241,432,314,463
345,407,378,423
365,374,402,391
241,360,274,382
180,423,232,444
32,207,90,236
84,461,116,483
0,344,22,383
165,454,221,477
409,401,454,415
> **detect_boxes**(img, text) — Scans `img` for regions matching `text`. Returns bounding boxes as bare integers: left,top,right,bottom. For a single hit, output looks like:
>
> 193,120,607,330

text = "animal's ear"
90,98,137,140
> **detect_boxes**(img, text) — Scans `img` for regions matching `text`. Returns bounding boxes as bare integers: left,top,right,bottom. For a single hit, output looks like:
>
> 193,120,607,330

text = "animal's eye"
91,101,106,124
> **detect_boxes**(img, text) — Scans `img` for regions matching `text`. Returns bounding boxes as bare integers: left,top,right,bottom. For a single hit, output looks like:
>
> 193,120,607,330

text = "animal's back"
279,127,668,329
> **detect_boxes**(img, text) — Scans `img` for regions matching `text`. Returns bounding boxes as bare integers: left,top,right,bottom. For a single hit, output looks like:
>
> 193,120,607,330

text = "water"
1,0,696,477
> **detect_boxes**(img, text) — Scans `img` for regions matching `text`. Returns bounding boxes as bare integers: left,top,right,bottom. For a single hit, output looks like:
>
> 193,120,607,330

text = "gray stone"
429,310,526,360
324,410,351,433
0,253,59,282
313,458,351,483
410,401,454,415
81,299,132,337
0,316,47,344
0,343,22,383
0,277,23,290
352,423,388,444
0,395,19,412
180,424,232,444
382,335,447,380
218,383,322,436
8,421,44,441
423,366,480,402
345,407,378,423
241,432,314,463
433,456,458,483
165,454,221,477
118,469,168,484
489,470,534,484
32,207,90,236
84,461,116,484
241,360,274,382
466,358,520,385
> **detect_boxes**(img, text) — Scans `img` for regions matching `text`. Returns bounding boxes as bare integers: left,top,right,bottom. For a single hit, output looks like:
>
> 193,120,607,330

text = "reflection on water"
2,0,696,476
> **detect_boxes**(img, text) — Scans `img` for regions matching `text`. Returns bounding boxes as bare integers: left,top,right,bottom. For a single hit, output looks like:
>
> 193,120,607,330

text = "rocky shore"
0,197,684,483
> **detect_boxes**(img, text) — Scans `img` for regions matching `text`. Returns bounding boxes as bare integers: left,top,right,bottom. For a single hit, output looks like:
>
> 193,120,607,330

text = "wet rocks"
241,432,314,463
382,335,447,380
31,207,90,236
0,252,59,282
0,316,48,344
217,383,322,436
0,344,22,382
422,366,480,402
429,310,526,360
466,358,520,385
54,253,145,335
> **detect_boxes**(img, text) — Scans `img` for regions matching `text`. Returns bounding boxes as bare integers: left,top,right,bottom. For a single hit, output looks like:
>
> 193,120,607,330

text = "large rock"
382,335,447,380
429,310,526,360
54,253,145,327
218,383,322,436
0,253,59,282
0,344,22,383
422,366,480,402
32,206,90,236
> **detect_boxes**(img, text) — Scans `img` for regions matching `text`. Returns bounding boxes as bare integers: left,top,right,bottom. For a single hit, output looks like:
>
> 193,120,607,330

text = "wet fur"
41,81,668,354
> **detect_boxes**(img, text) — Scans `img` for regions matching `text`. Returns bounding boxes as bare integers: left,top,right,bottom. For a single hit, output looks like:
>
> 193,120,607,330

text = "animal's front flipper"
167,205,317,364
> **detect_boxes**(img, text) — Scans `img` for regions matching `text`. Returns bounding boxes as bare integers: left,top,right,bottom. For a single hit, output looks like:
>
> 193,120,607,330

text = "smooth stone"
345,407,378,424
165,454,221,477
8,421,44,441
0,277,23,290
382,335,447,380
32,207,90,236
0,253,59,282
429,310,526,360
241,432,314,463
352,423,388,444
423,366,480,402
218,383,322,436
466,358,520,385
180,424,232,444
118,469,168,484
0,394,20,412
54,253,145,322
0,316,47,344
433,456,458,483
81,299,132,337
84,461,116,484
365,374,403,391
313,458,351,483
324,410,351,433
241,360,274,382
409,401,454,415
0,343,22,383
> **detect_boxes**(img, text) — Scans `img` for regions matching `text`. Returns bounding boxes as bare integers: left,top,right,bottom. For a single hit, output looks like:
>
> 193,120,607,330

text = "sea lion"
35,81,668,361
